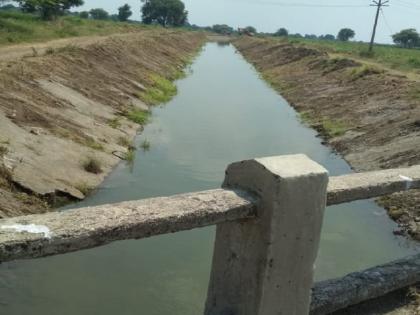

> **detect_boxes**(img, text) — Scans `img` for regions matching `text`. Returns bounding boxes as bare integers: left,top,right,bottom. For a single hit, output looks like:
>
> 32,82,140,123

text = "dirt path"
0,32,162,62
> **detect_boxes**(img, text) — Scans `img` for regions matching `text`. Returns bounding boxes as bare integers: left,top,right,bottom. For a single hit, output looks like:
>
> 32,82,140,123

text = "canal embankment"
234,36,420,240
0,29,205,217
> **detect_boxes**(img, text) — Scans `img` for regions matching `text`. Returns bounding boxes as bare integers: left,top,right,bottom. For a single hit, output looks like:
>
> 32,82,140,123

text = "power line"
393,0,420,9
380,8,394,35
235,0,370,8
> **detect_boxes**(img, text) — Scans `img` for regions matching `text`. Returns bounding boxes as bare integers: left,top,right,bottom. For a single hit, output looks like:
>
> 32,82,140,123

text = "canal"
0,42,417,315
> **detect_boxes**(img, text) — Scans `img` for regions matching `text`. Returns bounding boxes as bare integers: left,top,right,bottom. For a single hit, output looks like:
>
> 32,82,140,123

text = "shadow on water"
0,43,418,315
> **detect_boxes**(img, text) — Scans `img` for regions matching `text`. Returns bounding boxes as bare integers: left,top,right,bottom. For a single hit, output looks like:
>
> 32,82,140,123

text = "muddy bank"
234,37,420,239
0,30,205,218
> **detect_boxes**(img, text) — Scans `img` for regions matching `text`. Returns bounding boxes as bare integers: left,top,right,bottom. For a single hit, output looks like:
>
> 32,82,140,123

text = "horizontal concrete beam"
0,189,257,262
310,254,420,315
327,164,420,205
0,164,419,263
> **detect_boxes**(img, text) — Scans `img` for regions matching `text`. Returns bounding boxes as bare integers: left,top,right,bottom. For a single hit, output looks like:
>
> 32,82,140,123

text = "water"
0,43,417,315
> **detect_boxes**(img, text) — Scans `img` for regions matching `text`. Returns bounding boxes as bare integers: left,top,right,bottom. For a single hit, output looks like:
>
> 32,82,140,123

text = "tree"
118,3,132,21
212,24,234,35
337,28,355,41
89,8,109,20
16,0,84,20
244,26,256,34
141,0,188,27
79,10,89,18
319,34,335,41
392,29,420,48
275,28,288,37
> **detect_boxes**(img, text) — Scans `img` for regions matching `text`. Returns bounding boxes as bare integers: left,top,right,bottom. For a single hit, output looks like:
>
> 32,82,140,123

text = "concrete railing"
0,154,419,314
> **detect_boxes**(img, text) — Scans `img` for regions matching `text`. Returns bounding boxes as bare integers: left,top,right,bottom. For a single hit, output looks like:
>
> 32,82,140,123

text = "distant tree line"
0,0,190,26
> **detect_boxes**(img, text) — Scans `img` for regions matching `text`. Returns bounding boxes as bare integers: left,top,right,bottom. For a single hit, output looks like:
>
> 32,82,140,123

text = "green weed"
124,147,136,162
107,117,121,129
124,108,150,125
140,139,151,152
140,74,177,105
321,119,348,137
299,111,314,124
299,111,347,138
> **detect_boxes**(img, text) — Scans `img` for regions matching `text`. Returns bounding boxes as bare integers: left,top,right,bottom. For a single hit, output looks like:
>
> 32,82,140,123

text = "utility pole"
369,0,389,52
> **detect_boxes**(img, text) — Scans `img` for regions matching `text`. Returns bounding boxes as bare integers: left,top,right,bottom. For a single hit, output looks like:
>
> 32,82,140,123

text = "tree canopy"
244,26,256,34
15,0,84,20
212,24,234,35
118,3,132,22
337,28,355,41
319,34,335,41
141,0,188,27
89,8,109,20
275,28,288,37
392,29,420,48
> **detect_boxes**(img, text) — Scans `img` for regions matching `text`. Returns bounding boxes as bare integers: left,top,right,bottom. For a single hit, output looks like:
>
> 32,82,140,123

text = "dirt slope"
0,29,205,218
234,37,420,239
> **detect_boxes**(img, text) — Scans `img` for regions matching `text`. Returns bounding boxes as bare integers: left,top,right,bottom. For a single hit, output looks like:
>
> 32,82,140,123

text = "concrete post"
205,154,329,315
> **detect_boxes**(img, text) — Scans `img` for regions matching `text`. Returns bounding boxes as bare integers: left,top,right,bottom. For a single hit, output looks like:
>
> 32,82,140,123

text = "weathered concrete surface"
0,163,419,263
328,165,420,205
205,154,328,315
0,189,257,262
310,254,420,315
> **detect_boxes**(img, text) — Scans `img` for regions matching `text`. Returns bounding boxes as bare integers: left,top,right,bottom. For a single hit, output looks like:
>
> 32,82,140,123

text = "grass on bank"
139,74,178,105
124,108,151,125
300,111,348,138
276,36,420,73
0,10,146,46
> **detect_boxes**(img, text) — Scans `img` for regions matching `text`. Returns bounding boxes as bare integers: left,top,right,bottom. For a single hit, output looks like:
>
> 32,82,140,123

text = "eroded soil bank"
0,29,205,218
234,37,420,240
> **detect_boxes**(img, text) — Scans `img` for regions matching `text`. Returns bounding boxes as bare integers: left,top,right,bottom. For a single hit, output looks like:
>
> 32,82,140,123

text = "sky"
77,0,420,44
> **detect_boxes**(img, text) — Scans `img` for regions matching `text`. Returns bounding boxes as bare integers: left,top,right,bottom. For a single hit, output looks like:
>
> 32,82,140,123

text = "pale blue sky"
77,0,420,43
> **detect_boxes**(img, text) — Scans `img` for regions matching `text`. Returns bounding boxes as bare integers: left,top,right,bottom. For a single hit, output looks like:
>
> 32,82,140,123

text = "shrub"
82,157,103,174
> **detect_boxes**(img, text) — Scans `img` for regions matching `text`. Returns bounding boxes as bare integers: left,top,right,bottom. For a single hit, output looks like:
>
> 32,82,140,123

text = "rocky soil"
0,29,205,218
234,37,420,240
